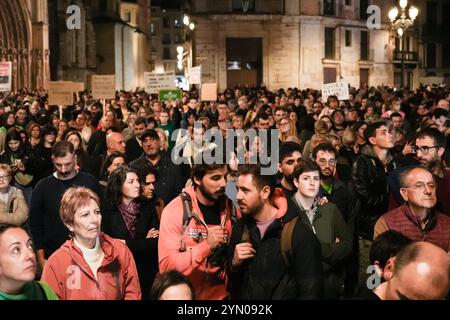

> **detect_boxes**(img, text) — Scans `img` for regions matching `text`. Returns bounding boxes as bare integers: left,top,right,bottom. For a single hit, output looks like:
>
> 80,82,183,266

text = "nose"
423,185,433,194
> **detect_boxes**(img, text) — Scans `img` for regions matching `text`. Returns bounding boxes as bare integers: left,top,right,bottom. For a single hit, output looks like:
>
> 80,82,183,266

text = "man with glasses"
414,128,450,217
374,167,450,252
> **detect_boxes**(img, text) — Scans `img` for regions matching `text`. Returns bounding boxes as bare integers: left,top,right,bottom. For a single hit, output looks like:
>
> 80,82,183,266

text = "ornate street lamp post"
388,0,418,88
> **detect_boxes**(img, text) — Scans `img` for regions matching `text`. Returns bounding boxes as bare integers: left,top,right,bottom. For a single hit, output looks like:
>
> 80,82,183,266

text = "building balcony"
421,24,450,41
393,51,418,63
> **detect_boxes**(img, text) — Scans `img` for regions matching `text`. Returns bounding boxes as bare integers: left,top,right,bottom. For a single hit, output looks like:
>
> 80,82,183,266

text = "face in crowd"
194,166,227,203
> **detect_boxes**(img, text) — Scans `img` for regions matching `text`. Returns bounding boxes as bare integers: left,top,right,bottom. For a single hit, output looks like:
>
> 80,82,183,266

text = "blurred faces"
414,136,444,169
107,132,126,153
370,125,394,149
75,114,86,127
159,112,169,125
257,118,270,130
294,171,320,199
0,169,12,190
52,152,77,180
400,168,436,210
159,284,193,300
236,174,265,216
391,116,403,129
121,172,141,202
107,156,125,177
194,166,227,203
0,228,36,293
278,151,302,182
143,136,161,159
142,173,156,199
8,140,20,152
134,123,146,139
67,133,81,151
232,116,244,130
279,118,290,134
30,126,41,139
66,199,102,249
315,150,336,179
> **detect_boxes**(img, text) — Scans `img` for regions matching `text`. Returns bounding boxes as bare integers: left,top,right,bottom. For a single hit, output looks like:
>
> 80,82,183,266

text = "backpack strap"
280,216,299,269
37,282,48,300
179,192,194,252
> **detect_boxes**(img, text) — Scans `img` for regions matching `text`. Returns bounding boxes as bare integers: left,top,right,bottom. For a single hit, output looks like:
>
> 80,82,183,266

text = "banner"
321,82,350,101
48,81,75,106
0,62,12,92
200,83,217,101
159,90,182,101
92,75,116,99
189,66,202,85
144,71,176,94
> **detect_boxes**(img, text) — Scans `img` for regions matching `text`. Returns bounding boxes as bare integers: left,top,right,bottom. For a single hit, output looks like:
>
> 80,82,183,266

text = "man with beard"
125,116,147,162
158,151,236,300
228,164,323,299
277,142,302,198
374,167,450,252
414,128,450,217
29,141,101,270
130,129,186,204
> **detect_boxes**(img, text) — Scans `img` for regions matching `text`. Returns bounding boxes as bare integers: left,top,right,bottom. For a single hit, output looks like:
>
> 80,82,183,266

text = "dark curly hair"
105,165,140,207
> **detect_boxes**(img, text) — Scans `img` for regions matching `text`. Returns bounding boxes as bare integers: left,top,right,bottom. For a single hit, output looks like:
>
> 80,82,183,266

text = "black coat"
227,214,323,300
352,145,398,240
125,137,143,163
101,198,159,299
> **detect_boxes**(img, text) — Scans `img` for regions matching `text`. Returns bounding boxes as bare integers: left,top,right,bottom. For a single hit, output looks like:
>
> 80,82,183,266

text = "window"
345,30,352,47
345,0,352,5
324,0,335,16
162,33,171,45
232,0,255,12
360,30,369,60
325,27,335,59
174,19,182,28
123,11,131,22
426,2,438,26
163,47,171,60
426,43,436,68
163,17,170,28
443,44,450,68
360,0,369,20
174,33,183,44
150,23,155,35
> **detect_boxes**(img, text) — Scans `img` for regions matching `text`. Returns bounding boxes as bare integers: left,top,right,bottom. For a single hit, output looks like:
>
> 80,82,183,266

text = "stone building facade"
188,0,396,91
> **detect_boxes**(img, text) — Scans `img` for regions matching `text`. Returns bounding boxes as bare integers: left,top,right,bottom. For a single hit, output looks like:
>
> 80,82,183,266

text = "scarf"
118,200,141,239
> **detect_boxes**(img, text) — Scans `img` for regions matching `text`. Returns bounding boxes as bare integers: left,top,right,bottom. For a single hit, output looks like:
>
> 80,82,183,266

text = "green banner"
159,89,182,101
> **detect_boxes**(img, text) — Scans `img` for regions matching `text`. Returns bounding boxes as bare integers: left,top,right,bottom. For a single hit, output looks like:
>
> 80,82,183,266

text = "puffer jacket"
41,233,141,300
0,186,28,226
227,190,323,300
352,145,397,240
158,186,237,300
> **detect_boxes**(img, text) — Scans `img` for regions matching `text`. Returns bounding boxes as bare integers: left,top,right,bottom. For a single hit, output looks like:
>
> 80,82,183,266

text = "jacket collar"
361,144,394,165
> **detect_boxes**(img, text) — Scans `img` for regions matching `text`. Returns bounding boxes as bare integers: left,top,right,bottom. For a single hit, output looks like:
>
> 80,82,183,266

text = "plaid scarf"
118,200,141,239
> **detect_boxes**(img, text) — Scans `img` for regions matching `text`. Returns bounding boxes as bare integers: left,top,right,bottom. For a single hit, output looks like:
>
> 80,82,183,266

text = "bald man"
106,132,126,155
373,242,450,300
374,167,450,252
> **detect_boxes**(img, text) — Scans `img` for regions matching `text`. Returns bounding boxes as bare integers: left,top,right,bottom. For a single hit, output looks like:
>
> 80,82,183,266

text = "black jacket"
102,197,159,299
130,152,187,204
86,130,107,157
352,145,398,240
125,137,143,163
31,144,53,186
227,214,323,300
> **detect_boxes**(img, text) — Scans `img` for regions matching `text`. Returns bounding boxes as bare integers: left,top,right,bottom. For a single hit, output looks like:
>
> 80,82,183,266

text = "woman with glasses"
278,116,298,142
103,166,159,299
0,165,28,227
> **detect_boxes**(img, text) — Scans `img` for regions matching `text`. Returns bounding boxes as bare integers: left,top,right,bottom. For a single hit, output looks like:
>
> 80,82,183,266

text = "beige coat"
0,187,29,226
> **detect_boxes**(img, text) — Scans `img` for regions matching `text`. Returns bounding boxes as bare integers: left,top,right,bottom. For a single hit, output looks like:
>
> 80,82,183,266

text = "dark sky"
153,0,182,9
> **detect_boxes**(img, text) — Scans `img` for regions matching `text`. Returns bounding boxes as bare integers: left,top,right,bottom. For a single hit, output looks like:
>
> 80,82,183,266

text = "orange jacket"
158,186,236,300
41,232,141,300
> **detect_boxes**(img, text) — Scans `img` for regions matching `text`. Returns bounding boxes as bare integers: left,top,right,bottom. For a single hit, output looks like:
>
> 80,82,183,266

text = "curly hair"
105,165,141,207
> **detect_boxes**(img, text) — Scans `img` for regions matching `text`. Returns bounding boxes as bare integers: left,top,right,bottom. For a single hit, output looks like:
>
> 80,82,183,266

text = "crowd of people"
0,83,449,300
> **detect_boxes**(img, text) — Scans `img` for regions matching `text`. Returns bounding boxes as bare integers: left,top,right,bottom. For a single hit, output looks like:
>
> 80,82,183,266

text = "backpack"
178,192,237,252
240,215,300,268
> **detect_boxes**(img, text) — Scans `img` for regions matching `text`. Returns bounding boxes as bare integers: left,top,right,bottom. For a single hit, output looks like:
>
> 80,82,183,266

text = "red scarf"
118,200,141,239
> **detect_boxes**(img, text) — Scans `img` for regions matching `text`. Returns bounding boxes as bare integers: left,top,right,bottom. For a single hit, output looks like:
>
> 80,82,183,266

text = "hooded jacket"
41,232,141,300
158,186,236,300
352,144,397,240
227,189,323,300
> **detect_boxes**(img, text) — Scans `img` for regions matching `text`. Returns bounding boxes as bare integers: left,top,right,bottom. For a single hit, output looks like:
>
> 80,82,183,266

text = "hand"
402,141,414,155
146,228,159,239
335,237,340,244
318,197,328,206
17,161,25,172
206,226,229,251
232,242,256,268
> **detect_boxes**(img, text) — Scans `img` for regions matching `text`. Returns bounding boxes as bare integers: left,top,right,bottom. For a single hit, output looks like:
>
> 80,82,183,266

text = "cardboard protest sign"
200,83,217,101
144,71,176,94
92,75,116,99
322,82,350,101
189,66,202,85
48,81,75,106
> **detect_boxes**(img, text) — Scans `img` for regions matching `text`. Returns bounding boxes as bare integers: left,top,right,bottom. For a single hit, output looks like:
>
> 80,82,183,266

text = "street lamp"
388,0,418,88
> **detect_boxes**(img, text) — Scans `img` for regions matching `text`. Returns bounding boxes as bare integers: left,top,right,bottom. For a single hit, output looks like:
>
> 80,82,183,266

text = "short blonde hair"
0,164,12,176
60,187,100,226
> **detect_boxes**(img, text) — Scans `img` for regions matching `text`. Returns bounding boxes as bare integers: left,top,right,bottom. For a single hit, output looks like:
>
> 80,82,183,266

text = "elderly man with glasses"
374,166,450,252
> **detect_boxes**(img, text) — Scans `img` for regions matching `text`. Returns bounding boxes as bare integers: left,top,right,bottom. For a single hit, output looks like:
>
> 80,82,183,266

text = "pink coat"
41,233,141,300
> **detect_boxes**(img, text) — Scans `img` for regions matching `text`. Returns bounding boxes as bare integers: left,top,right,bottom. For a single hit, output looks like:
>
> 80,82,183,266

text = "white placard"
189,66,202,85
201,83,218,102
144,71,176,94
321,82,350,101
0,62,12,92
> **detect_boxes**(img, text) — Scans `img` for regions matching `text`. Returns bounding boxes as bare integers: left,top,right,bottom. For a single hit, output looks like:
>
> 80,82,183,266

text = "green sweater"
0,281,59,300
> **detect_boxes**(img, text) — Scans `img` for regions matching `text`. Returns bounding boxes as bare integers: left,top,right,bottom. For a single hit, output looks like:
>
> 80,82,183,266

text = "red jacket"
158,186,237,300
41,233,141,300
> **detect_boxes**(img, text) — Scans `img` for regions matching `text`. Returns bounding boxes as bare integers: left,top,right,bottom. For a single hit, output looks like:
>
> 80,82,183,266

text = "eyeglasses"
413,146,439,154
0,175,11,181
403,182,436,192
317,159,336,166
